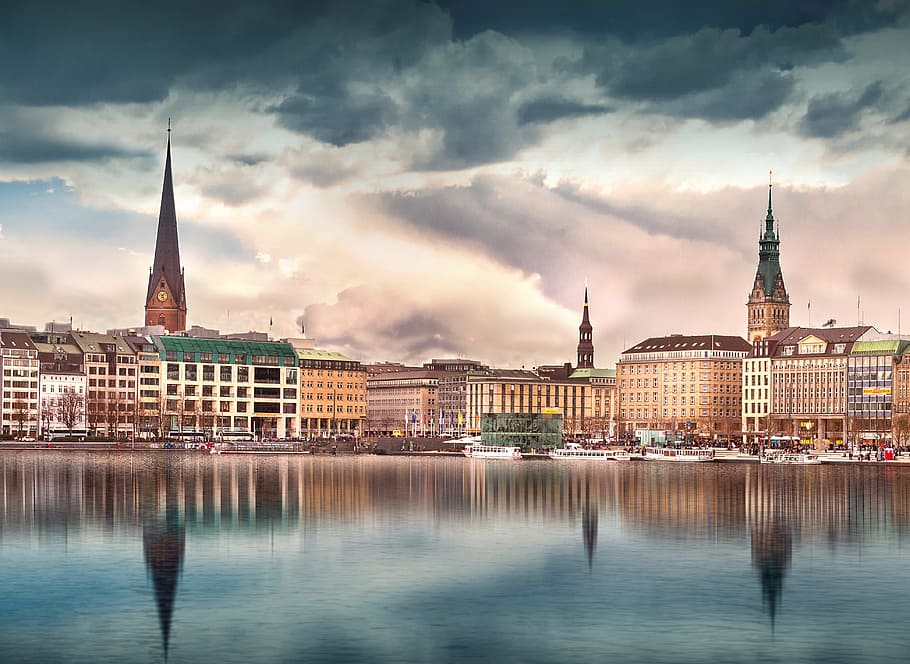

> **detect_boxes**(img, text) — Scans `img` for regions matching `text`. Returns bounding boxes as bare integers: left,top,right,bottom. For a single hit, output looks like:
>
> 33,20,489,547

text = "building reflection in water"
141,460,185,661
4,455,910,642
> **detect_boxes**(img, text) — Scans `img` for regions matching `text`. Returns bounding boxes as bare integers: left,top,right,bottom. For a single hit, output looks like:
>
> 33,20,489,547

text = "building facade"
0,330,40,437
296,346,366,438
126,335,163,439
847,340,907,446
365,369,446,436
463,369,599,437
766,326,874,446
618,334,750,442
68,332,138,438
153,336,299,440
33,338,86,435
747,182,790,342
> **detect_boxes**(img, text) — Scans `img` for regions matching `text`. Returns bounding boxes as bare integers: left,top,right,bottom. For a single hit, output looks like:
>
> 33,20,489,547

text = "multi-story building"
153,336,299,439
0,330,40,437
464,369,600,436
366,369,446,436
618,334,750,443
766,326,874,446
68,332,138,438
32,336,86,436
847,340,908,446
125,335,163,439
892,346,910,446
568,367,617,439
747,181,790,342
295,345,366,438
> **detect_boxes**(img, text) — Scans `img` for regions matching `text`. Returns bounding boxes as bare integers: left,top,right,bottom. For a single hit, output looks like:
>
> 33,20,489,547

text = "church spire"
145,124,187,332
576,282,594,368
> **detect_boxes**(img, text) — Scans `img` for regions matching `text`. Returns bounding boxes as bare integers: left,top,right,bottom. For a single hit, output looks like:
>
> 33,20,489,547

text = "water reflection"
3,453,910,660
141,460,185,660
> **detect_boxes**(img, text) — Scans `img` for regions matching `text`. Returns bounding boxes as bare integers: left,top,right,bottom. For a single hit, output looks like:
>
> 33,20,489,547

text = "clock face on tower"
157,290,169,302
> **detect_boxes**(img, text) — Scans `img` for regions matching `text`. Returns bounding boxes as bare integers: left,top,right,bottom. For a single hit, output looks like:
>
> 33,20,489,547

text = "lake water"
2,452,909,664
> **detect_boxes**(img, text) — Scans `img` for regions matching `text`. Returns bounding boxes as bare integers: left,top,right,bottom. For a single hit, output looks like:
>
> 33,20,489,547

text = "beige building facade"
296,346,366,438
618,334,750,442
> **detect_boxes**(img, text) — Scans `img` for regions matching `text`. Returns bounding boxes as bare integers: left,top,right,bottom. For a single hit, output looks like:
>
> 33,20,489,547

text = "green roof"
154,336,297,360
850,340,910,355
296,348,357,362
569,367,616,379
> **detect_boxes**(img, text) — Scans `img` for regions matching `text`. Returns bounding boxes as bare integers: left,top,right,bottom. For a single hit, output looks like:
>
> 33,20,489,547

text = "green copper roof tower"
747,174,790,342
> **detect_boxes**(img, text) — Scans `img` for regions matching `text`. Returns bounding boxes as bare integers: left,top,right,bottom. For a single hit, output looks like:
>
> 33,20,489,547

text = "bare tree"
58,390,84,435
200,400,217,439
85,392,103,437
104,394,120,438
12,399,31,438
40,399,54,439
894,413,910,449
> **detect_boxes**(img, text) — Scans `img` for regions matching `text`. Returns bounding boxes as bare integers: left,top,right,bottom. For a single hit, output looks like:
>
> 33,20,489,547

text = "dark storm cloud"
799,82,886,138
575,23,845,122
0,0,319,106
1,0,907,169
515,98,612,126
271,90,399,146
0,128,150,164
437,0,907,41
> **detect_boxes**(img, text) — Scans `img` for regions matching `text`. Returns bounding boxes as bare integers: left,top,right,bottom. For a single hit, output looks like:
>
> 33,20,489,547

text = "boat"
759,452,821,465
549,442,631,461
643,446,714,462
463,443,522,460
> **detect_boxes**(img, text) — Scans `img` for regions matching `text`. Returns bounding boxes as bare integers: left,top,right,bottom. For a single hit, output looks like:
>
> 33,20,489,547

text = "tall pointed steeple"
145,122,187,332
747,173,790,342
576,283,594,368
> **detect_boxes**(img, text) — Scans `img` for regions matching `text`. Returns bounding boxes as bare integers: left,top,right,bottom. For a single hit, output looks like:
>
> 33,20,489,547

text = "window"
220,366,233,382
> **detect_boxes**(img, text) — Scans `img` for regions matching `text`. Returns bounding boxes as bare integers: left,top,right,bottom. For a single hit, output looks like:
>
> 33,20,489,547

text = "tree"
104,394,120,438
199,401,217,439
893,413,910,448
58,389,84,435
12,399,31,438
40,399,54,439
85,391,103,437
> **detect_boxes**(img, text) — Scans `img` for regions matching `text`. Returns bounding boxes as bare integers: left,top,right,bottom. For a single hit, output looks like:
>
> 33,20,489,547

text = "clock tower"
144,127,187,332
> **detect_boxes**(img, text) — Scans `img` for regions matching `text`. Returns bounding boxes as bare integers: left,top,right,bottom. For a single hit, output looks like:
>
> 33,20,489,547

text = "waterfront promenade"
3,439,910,465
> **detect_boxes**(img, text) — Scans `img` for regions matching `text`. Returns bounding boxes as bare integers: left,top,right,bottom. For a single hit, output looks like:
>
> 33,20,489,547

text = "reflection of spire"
751,518,792,632
582,500,598,572
142,462,186,661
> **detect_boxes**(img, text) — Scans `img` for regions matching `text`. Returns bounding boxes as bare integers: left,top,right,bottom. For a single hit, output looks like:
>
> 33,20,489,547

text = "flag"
269,316,273,326
457,411,463,425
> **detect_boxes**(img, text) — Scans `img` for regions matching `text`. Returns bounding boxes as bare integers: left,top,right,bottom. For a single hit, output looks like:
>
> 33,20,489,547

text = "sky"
1,0,910,369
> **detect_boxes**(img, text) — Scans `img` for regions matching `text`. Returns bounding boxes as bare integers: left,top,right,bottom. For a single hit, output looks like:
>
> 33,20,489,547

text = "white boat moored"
759,452,822,465
643,446,714,462
549,442,630,461
464,444,522,460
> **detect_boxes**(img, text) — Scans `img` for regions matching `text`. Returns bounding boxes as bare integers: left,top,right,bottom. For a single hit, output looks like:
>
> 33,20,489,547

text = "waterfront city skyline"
2,2,910,368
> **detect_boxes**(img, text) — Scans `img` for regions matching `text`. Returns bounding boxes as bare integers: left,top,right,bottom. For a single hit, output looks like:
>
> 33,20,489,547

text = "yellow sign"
862,387,892,396
541,407,561,414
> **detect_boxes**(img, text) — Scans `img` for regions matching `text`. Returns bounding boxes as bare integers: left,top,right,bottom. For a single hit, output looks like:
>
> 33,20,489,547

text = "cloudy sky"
2,0,910,368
